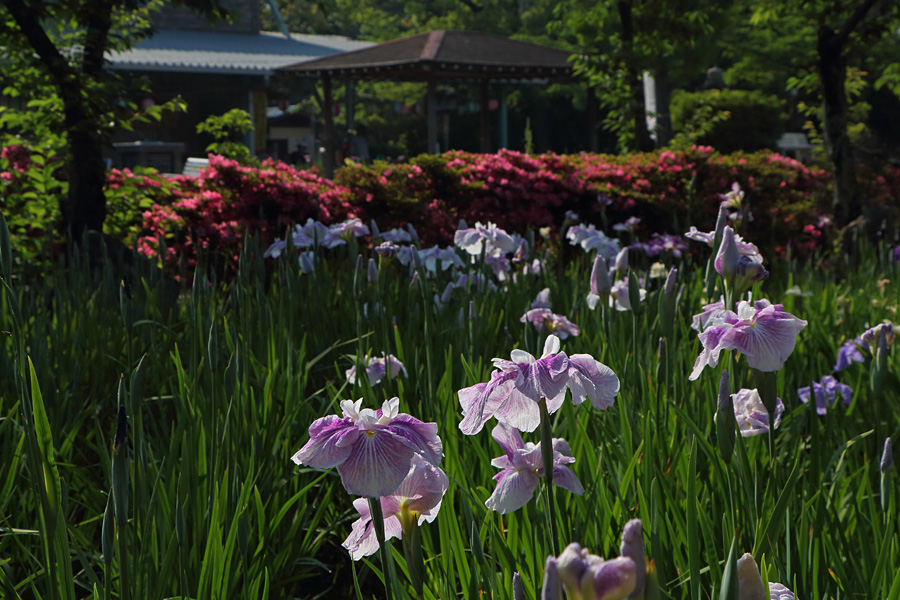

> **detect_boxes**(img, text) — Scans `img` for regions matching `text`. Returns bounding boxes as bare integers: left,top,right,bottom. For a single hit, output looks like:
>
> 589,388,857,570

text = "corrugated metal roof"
108,30,375,76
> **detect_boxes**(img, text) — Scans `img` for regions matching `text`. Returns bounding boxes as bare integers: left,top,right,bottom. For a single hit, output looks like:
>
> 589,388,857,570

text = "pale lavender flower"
798,375,852,415
610,279,646,311
342,454,448,560
685,225,760,256
532,288,552,309
417,246,466,273
375,241,401,259
553,543,637,600
455,221,517,255
367,258,378,284
567,224,620,259
730,388,784,437
264,239,287,258
521,308,581,339
330,217,370,240
345,354,408,386
484,424,584,514
292,397,441,497
619,520,645,599
453,272,498,293
690,300,807,381
298,251,315,274
692,300,726,332
597,192,613,206
513,572,525,600
486,250,512,281
457,335,619,434
382,227,413,243
613,217,641,233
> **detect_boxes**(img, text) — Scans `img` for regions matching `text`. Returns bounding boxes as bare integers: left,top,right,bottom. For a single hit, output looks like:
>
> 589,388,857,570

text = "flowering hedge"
136,155,354,273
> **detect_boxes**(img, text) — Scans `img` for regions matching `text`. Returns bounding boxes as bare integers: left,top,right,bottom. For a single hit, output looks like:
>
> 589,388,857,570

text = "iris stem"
368,497,395,600
538,397,559,555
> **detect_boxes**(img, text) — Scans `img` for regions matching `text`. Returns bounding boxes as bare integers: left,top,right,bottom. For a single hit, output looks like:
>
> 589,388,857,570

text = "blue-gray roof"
108,30,375,76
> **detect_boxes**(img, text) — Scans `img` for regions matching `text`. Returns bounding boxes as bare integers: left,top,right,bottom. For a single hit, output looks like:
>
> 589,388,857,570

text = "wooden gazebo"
279,30,593,176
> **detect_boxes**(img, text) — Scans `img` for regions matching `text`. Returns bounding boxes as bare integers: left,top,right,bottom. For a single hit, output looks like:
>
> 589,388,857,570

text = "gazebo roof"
278,29,575,81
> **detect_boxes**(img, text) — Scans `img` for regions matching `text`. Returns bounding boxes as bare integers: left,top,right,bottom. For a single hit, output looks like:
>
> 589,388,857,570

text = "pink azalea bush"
136,155,355,274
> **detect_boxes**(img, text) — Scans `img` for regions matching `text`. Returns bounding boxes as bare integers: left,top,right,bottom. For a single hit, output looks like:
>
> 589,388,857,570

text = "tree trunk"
818,26,860,228
618,0,655,152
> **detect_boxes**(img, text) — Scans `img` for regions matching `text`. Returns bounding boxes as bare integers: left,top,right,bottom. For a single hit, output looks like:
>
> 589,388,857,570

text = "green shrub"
670,89,787,153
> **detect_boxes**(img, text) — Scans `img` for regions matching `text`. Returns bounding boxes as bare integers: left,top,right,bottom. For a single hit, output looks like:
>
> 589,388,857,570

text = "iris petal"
291,415,356,467
484,468,539,514
337,429,417,497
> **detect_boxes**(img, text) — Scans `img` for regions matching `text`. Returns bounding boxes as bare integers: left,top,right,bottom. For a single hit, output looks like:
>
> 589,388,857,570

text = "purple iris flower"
381,227,413,243
342,454,448,560
458,335,619,435
834,337,867,371
567,224,620,259
685,226,760,255
548,542,637,600
798,375,853,415
345,353,408,386
374,241,401,259
691,300,726,332
729,388,784,437
417,246,466,273
484,424,584,514
768,583,795,600
613,216,641,233
330,217,370,241
531,287,552,309
520,308,581,339
689,300,807,381
455,221,517,255
291,397,442,498
609,279,646,311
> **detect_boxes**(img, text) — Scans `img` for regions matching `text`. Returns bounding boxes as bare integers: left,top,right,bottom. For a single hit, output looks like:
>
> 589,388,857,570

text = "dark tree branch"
81,0,116,77
834,0,881,47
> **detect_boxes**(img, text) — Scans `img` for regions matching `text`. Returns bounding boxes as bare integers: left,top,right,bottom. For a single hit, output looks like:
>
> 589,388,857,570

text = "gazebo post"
426,79,438,154
479,80,491,153
322,73,336,178
587,86,598,153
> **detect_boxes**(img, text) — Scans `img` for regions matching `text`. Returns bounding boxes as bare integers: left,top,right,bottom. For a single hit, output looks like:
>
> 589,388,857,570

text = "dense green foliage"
670,90,787,153
1,208,898,598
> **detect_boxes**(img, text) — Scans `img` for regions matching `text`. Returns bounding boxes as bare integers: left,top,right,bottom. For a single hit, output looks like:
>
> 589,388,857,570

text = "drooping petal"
491,423,526,459
567,354,620,409
725,308,807,372
291,415,357,468
458,371,517,435
387,414,443,467
336,429,418,497
493,385,542,432
393,454,449,515
689,325,731,381
525,352,569,402
485,468,539,514
551,465,585,495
